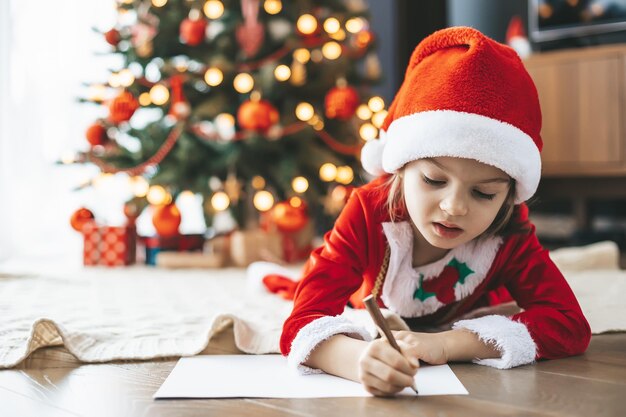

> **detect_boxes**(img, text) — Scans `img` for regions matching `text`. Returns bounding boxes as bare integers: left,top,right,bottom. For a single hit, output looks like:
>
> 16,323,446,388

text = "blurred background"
0,0,624,268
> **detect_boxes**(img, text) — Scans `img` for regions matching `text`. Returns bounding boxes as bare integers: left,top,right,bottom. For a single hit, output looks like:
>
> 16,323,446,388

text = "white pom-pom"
360,131,387,176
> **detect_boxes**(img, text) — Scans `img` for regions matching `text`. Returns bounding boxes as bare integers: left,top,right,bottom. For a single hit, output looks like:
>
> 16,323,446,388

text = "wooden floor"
1,329,624,417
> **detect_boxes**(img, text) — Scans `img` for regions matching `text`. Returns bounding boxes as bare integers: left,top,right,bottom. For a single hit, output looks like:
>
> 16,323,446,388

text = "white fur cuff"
288,316,372,375
452,315,537,369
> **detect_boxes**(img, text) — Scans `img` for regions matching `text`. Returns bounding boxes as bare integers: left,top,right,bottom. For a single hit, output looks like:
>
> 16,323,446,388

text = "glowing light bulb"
211,191,230,211
251,176,266,189
264,0,282,15
368,96,385,112
293,48,310,64
274,64,291,81
329,29,346,41
297,14,317,35
118,69,135,87
215,113,235,129
88,84,107,101
131,176,149,197
147,185,168,205
292,176,309,193
319,163,337,182
152,0,167,7
138,92,151,106
322,41,342,60
295,102,314,121
359,123,378,141
233,73,254,93
345,17,365,33
290,196,302,207
204,67,223,86
371,110,388,128
253,190,274,212
109,73,121,88
336,166,354,184
150,84,170,105
204,0,224,19
356,104,372,120
323,17,340,34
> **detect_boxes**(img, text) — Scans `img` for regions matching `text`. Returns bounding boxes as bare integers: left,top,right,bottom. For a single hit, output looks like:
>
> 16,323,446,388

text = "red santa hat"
361,26,542,203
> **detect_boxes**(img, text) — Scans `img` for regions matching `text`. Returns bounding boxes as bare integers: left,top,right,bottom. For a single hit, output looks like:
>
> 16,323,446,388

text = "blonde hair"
383,171,526,238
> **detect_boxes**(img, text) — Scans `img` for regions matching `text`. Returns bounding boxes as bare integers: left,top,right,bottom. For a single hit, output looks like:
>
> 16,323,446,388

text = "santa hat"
361,26,542,203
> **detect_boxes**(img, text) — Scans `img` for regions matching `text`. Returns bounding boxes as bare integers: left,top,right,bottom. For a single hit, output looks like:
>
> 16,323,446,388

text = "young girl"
269,27,591,396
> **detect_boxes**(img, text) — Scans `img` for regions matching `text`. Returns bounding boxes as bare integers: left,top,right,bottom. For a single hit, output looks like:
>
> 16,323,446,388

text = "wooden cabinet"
524,45,626,176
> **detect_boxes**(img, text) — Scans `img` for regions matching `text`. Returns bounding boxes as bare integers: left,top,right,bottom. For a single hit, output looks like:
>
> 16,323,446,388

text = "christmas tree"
73,0,386,236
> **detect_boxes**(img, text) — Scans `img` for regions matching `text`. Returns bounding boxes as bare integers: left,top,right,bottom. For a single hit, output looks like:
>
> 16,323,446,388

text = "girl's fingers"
360,356,417,388
361,370,407,396
369,340,417,375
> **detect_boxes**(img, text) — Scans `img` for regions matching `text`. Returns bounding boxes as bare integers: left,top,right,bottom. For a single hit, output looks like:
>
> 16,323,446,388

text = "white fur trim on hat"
383,110,542,203
453,315,537,369
360,130,387,177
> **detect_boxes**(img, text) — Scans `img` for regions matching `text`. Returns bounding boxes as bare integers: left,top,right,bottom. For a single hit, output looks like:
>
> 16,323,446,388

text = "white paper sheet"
154,355,468,398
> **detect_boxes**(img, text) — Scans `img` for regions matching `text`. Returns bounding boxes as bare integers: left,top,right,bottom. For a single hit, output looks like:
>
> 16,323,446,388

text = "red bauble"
85,122,107,146
70,207,95,232
152,203,181,237
108,91,139,124
104,28,121,46
325,86,360,120
237,99,280,132
271,201,309,233
180,18,207,46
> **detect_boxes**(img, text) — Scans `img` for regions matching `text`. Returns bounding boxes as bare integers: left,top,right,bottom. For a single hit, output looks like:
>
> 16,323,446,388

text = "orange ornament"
271,201,309,233
104,28,121,46
108,91,139,124
85,122,107,146
180,18,207,46
237,99,280,132
70,207,95,232
325,86,360,120
152,203,181,237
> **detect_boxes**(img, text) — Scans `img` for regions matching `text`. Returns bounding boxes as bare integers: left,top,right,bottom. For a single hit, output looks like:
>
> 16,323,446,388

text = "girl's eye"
422,175,445,186
473,189,496,200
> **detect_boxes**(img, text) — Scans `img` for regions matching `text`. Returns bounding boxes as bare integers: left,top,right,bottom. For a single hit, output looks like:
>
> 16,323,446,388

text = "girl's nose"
440,191,468,217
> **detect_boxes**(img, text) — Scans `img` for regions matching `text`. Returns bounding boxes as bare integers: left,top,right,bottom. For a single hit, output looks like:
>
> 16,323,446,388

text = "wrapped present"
140,233,205,266
83,223,136,267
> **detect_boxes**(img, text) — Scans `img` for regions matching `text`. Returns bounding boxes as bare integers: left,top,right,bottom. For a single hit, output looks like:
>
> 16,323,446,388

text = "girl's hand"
357,339,418,396
393,331,449,365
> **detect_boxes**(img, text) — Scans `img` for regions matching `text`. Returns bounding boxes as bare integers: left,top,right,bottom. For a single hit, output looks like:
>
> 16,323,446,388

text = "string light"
329,29,346,41
359,123,378,141
109,73,121,88
295,102,314,121
147,185,168,205
264,0,282,14
292,176,309,193
211,191,231,211
152,0,167,7
215,113,235,129
138,92,151,106
297,14,317,35
233,73,254,93
251,176,266,189
88,84,107,101
322,41,342,60
177,190,196,205
293,48,310,63
356,104,372,120
319,163,337,182
131,176,149,197
323,17,340,34
368,96,385,112
274,64,291,81
290,196,303,208
345,17,365,33
150,84,170,105
310,49,323,63
253,190,274,212
204,0,224,19
371,110,388,128
118,69,135,87
204,67,224,86
336,166,354,184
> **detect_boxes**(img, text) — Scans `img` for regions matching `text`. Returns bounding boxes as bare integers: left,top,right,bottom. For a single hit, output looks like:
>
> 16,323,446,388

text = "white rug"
0,241,624,369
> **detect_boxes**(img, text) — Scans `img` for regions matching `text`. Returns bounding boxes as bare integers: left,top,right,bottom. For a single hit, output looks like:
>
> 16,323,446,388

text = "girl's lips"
432,222,464,239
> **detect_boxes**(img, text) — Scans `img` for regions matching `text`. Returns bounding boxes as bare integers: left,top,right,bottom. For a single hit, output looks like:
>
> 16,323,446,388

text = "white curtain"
0,1,118,264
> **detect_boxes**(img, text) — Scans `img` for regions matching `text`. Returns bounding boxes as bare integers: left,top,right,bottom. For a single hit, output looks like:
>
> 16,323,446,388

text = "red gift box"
141,234,205,251
83,223,136,267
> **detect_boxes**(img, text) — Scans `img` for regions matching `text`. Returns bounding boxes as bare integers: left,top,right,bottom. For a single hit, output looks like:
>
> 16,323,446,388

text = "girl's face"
403,157,511,250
